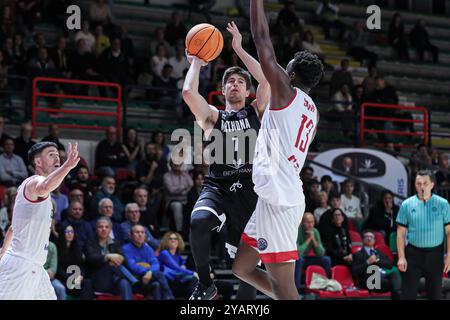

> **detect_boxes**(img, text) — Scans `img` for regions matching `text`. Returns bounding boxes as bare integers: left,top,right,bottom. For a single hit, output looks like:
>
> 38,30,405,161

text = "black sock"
197,264,213,287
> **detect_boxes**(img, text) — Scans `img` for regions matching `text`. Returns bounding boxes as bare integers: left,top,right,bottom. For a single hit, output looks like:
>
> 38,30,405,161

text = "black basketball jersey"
204,105,261,183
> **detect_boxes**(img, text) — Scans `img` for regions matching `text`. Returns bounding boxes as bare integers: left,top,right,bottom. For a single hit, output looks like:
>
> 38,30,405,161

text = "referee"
396,170,450,299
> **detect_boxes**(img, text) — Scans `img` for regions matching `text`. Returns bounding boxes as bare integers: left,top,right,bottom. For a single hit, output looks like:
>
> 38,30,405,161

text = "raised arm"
182,53,219,131
25,143,80,201
227,21,270,117
250,0,294,109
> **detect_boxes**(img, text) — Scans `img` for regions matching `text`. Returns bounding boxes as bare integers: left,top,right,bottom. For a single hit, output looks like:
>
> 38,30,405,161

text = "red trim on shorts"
23,180,48,203
270,89,298,111
241,233,258,248
260,250,299,264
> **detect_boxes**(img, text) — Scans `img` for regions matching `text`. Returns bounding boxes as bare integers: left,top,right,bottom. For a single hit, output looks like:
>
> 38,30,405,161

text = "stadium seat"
305,265,344,298
349,230,362,246
115,168,133,181
351,245,362,254
95,292,145,300
374,231,386,246
370,292,391,298
348,219,357,232
331,265,370,298
375,244,394,261
0,185,5,207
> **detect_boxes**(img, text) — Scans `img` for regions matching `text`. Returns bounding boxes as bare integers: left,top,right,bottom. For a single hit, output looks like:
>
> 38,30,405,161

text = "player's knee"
190,211,214,234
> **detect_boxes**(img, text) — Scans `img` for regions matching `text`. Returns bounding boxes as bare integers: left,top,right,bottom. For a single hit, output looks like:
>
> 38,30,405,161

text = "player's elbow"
182,87,196,102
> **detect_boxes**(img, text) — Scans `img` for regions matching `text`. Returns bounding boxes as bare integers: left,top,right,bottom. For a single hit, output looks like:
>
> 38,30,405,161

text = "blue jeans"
151,271,174,300
51,278,67,300
294,256,332,289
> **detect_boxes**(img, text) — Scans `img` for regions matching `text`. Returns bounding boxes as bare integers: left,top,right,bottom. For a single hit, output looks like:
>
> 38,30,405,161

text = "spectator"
158,231,198,298
89,0,114,29
323,208,353,266
12,33,27,74
152,131,170,163
51,185,69,223
99,37,131,86
56,224,93,300
0,5,15,39
41,124,65,151
295,212,331,288
163,159,193,235
69,38,102,89
122,127,144,175
188,0,216,23
164,11,187,46
168,45,189,81
44,241,66,300
26,32,47,61
0,138,27,187
282,33,302,67
276,1,302,34
27,47,56,75
151,44,168,78
152,63,178,105
136,142,168,193
329,58,354,97
318,194,349,242
0,186,16,234
313,191,330,223
361,66,378,99
430,149,440,167
149,27,173,58
84,217,135,300
75,21,96,54
332,83,354,137
48,36,71,78
436,154,450,187
0,115,11,153
116,24,135,65
305,179,321,213
133,187,160,235
316,0,346,40
364,190,399,242
91,177,124,223
409,19,438,63
69,165,97,208
186,171,204,220
94,24,110,57
344,20,378,68
61,201,95,250
370,76,399,105
94,126,128,178
13,122,35,169
0,50,11,110
92,198,125,242
352,230,402,299
412,143,432,167
320,175,338,197
121,202,159,250
300,166,314,185
16,0,42,32
340,179,363,231
122,224,174,300
60,188,91,222
388,13,409,61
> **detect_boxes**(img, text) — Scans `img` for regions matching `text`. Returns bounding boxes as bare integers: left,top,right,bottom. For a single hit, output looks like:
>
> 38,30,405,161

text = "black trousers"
401,244,444,300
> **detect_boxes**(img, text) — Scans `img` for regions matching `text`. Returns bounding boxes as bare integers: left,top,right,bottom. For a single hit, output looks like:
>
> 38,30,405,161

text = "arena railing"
360,103,429,149
31,77,122,139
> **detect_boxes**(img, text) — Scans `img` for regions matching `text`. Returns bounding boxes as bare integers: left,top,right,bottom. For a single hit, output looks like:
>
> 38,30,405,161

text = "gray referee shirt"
396,194,450,248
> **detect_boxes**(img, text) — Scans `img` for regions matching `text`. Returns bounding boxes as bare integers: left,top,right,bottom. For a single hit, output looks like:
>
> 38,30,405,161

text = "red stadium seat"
373,232,386,246
0,185,6,207
375,244,394,261
305,265,344,298
349,230,362,246
95,292,145,300
115,168,133,181
348,219,357,232
370,292,391,298
331,265,370,298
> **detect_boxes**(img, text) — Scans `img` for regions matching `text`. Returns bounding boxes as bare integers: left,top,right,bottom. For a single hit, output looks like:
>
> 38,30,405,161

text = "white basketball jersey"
6,176,53,266
253,88,318,206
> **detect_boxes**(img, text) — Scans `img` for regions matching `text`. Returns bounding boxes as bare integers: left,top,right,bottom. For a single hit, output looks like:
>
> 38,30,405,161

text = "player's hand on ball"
65,142,80,170
185,49,208,67
226,21,242,50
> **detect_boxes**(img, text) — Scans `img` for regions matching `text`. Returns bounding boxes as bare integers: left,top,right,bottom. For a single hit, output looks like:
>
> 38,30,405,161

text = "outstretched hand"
185,49,208,67
226,21,242,50
64,142,80,170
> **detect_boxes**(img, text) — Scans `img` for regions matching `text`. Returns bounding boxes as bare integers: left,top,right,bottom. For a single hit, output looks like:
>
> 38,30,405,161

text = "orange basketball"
185,23,224,62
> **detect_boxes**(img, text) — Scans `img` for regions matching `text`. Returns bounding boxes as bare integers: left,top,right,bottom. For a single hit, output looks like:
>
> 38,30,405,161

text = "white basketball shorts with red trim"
241,197,305,264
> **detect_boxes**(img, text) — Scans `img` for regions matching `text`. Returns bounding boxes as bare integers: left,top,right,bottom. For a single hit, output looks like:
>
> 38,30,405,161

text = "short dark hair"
416,170,435,183
290,51,323,89
320,175,332,184
222,66,252,90
28,142,58,168
343,179,354,187
362,229,375,236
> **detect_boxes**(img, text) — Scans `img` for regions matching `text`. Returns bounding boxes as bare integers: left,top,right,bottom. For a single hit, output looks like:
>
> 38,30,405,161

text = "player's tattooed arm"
227,21,270,117
250,0,294,109
182,52,219,130
27,143,80,200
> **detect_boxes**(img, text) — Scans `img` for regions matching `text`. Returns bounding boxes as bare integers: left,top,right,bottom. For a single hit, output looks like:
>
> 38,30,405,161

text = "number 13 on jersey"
295,114,314,153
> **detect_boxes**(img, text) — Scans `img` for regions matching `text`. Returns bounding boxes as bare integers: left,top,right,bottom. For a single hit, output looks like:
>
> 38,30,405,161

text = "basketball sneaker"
189,283,218,300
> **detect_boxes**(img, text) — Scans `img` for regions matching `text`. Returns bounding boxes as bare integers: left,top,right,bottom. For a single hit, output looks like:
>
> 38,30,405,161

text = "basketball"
185,23,224,62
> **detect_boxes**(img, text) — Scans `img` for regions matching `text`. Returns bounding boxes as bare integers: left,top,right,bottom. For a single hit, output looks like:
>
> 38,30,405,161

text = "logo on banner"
332,153,386,178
